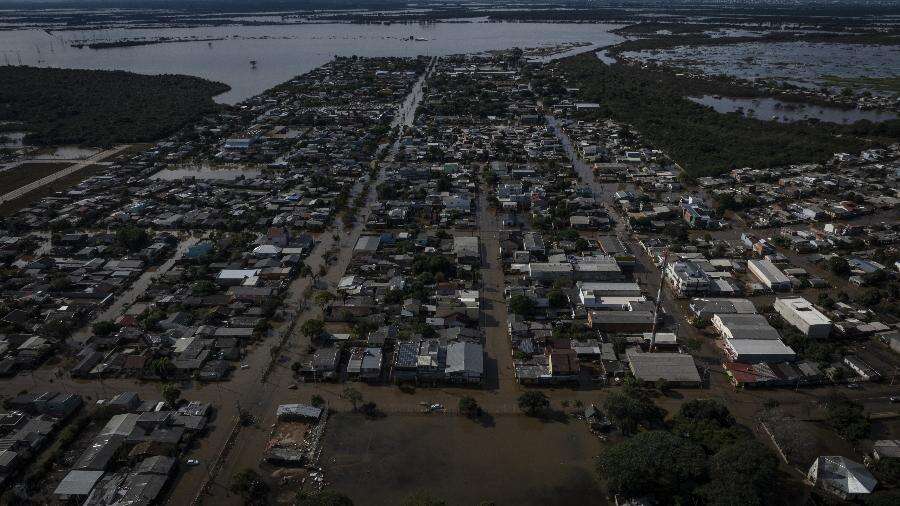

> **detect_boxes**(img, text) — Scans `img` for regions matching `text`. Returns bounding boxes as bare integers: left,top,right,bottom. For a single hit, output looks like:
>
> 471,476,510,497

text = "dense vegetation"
611,31,900,55
0,66,229,146
549,53,897,176
597,398,783,505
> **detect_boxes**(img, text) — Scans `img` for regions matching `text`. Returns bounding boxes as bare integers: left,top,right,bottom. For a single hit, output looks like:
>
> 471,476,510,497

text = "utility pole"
649,249,669,352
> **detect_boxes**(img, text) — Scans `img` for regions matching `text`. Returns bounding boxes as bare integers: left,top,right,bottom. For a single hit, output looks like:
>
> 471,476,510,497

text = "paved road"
0,145,129,204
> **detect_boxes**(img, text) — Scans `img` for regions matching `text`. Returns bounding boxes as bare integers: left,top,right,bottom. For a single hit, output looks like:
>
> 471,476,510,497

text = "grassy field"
0,163,105,216
317,412,606,506
0,162,73,194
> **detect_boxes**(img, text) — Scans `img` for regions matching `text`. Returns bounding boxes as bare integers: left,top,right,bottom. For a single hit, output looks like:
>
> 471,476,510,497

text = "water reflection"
0,22,623,103
624,42,900,97
689,95,898,124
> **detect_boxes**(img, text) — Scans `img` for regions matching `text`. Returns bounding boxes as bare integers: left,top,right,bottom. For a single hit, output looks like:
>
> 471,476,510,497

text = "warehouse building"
748,259,792,291
627,351,701,387
712,314,782,341
724,338,796,363
774,297,832,339
689,298,757,321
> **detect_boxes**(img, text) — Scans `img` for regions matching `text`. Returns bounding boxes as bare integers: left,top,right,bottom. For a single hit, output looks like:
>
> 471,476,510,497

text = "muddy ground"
315,412,605,506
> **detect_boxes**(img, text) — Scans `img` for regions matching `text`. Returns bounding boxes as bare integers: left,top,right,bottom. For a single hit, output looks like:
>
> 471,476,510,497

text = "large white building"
712,314,782,341
724,338,796,363
576,282,643,308
774,297,832,338
748,259,792,291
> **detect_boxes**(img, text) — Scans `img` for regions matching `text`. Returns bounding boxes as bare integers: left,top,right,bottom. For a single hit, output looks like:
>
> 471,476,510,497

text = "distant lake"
689,95,899,124
0,22,623,103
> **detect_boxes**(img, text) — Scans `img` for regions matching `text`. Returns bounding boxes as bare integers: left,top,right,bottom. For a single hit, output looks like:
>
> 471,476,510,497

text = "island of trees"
0,66,230,146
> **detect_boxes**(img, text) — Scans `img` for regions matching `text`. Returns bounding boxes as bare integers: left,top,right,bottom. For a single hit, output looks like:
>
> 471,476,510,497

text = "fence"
190,416,243,506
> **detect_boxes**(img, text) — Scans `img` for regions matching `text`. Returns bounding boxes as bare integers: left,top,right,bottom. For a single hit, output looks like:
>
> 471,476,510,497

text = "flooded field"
0,22,623,103
689,95,899,124
624,41,900,96
321,413,606,506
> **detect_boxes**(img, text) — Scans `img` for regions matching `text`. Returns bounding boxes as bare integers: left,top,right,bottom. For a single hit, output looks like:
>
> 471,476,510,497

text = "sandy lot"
318,412,606,506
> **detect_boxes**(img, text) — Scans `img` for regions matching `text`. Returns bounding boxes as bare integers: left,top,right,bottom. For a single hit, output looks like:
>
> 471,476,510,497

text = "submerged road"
197,58,438,506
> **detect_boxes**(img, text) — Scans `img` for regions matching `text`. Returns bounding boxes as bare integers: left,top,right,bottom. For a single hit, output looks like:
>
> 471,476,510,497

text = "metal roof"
54,470,105,496
354,235,381,252
445,341,484,375
276,404,322,420
808,456,877,495
628,352,701,384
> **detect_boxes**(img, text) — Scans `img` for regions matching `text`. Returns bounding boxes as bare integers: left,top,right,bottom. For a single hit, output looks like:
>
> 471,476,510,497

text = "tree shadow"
475,410,496,428
661,389,684,400
537,409,570,424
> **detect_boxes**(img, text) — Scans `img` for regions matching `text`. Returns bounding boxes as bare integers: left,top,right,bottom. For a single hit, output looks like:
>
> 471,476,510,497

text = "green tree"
825,396,870,441
458,396,481,419
517,391,550,417
827,256,851,276
547,289,568,309
92,320,120,337
341,387,363,412
0,66,229,146
230,468,269,504
675,399,735,427
310,395,326,408
50,275,73,292
508,295,537,318
161,384,181,407
670,399,746,452
602,390,664,436
191,280,218,296
699,439,780,506
116,226,150,252
149,357,174,380
301,319,325,339
596,430,706,502
873,457,900,484
314,291,335,307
